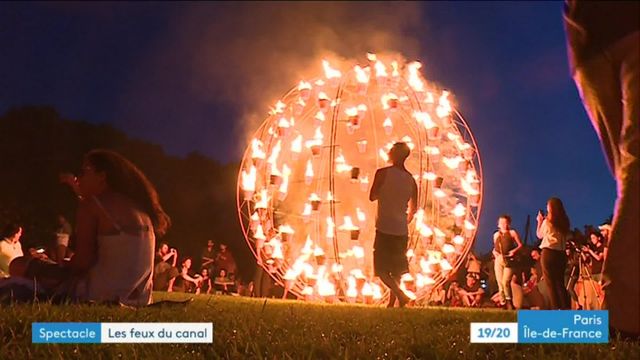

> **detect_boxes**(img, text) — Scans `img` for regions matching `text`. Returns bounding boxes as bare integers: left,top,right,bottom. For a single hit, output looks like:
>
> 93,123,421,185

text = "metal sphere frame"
236,58,483,305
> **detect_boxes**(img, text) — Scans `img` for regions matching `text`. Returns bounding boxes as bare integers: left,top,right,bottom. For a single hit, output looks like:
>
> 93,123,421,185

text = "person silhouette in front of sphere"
369,142,418,307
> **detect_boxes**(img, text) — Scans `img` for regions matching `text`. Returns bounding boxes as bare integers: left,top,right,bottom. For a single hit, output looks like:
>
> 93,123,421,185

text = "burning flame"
278,117,290,129
322,60,342,80
433,227,446,239
442,243,455,254
352,246,364,259
452,203,466,217
436,91,452,118
401,135,415,150
279,224,295,234
381,93,399,110
326,217,335,238
419,224,433,238
407,61,425,92
339,216,359,231
254,224,266,240
383,117,393,131
354,65,370,84
313,245,325,257
251,139,266,160
269,100,287,115
302,203,312,217
305,127,324,149
255,189,269,209
347,276,358,298
356,208,366,222
291,135,303,154
422,171,437,181
379,148,389,162
241,166,257,192
391,61,400,77
424,146,440,156
443,155,464,169
326,191,334,202
269,238,284,259
440,259,453,271
298,81,312,91
279,164,291,194
267,140,282,168
305,160,314,181
413,111,436,129
301,236,314,255
374,60,388,78
465,220,476,231
335,153,352,173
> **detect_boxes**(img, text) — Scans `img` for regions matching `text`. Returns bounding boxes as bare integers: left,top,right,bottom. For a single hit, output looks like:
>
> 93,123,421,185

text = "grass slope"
0,292,637,359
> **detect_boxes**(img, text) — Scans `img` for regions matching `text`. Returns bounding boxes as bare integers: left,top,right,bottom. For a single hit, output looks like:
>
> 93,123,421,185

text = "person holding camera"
537,197,571,310
582,231,605,309
492,214,523,310
153,242,179,292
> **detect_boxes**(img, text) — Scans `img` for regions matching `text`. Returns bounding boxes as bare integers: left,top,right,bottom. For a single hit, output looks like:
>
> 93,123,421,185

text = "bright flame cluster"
238,54,482,304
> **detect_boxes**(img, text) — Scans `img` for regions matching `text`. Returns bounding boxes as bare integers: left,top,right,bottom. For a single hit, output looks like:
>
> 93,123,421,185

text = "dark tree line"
0,106,255,281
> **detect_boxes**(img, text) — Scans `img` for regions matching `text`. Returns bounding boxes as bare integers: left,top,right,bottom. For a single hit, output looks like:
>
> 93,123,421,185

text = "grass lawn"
1,292,637,359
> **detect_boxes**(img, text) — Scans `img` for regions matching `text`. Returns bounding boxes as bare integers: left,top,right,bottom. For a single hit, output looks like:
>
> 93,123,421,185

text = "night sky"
0,2,616,254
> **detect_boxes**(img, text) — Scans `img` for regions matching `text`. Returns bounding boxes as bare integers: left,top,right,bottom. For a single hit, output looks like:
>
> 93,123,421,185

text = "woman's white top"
0,238,23,277
537,219,566,251
78,197,155,306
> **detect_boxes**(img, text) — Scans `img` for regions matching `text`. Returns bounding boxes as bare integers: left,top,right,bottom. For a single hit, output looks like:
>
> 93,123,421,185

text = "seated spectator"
522,266,546,309
173,257,201,293
54,215,72,264
153,242,179,291
215,244,237,276
428,285,446,306
196,268,212,295
12,150,171,306
236,279,254,297
214,268,236,295
459,273,484,307
201,239,216,275
446,281,462,307
0,223,24,278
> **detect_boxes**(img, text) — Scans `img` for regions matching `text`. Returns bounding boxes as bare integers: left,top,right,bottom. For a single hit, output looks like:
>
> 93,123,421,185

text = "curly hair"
547,197,570,234
85,149,171,236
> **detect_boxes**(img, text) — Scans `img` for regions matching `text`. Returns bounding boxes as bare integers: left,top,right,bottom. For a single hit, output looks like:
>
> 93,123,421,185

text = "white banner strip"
101,323,213,343
470,322,518,343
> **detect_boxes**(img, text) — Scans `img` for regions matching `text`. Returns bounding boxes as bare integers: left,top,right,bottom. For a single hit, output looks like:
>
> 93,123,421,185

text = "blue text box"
518,310,608,343
32,323,101,344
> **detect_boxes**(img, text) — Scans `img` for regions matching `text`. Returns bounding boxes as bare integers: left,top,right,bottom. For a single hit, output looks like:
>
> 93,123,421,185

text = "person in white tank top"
370,142,418,307
67,149,171,306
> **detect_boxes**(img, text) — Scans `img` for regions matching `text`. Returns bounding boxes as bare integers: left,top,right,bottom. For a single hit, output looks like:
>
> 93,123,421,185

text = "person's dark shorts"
373,231,409,277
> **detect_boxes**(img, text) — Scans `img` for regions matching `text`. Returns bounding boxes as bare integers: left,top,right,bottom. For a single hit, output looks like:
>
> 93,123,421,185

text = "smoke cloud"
119,2,426,159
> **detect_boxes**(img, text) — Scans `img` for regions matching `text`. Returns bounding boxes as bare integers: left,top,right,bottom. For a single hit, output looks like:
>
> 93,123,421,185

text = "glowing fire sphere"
237,54,483,305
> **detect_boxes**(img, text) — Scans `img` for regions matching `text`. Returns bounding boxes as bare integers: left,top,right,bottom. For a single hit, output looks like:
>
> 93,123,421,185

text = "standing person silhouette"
564,0,639,337
369,142,418,307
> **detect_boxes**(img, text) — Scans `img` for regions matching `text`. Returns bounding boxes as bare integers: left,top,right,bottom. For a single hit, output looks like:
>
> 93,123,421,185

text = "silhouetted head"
1,223,23,242
497,214,512,232
546,197,570,234
80,149,171,236
388,142,410,165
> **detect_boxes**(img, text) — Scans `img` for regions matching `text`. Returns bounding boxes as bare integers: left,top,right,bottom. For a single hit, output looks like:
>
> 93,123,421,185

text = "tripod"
566,251,603,310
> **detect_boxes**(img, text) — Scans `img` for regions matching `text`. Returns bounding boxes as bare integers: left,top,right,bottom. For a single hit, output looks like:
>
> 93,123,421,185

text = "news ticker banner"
32,323,213,344
470,310,609,343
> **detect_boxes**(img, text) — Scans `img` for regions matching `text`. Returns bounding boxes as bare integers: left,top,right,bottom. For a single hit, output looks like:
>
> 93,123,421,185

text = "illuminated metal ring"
237,56,483,305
